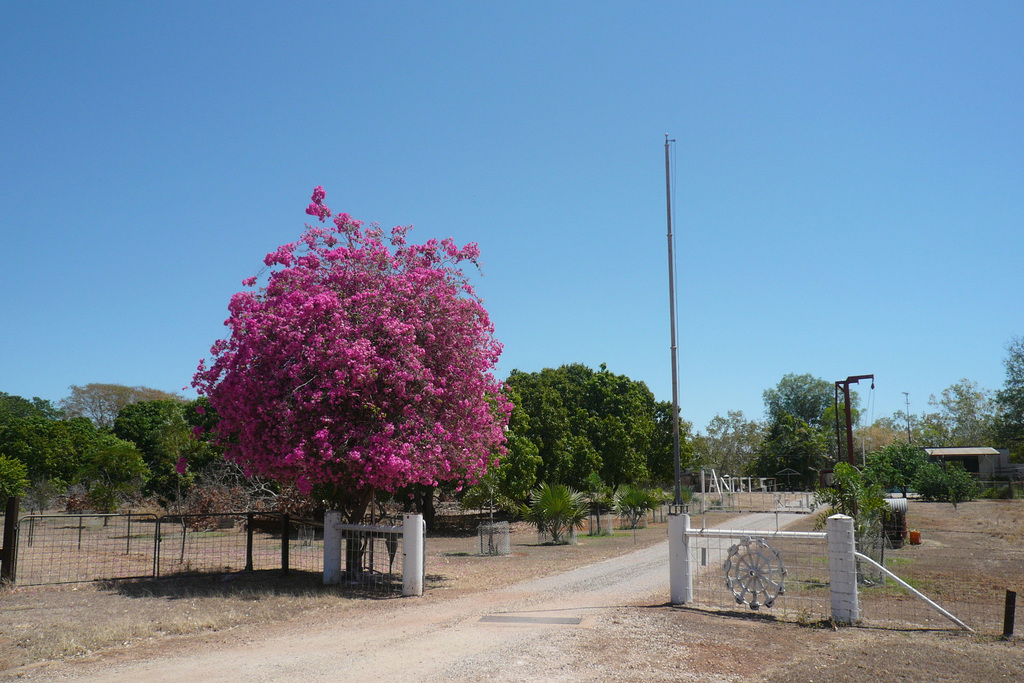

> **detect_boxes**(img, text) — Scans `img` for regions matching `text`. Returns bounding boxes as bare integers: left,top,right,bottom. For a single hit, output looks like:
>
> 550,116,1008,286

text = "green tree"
506,364,662,492
994,336,1024,461
749,412,828,489
460,387,542,513
763,373,835,430
0,454,29,504
113,400,220,502
864,442,926,498
918,379,995,447
76,434,150,512
814,462,886,536
0,417,97,490
691,410,763,474
0,392,62,426
647,400,694,486
914,462,978,507
61,384,181,429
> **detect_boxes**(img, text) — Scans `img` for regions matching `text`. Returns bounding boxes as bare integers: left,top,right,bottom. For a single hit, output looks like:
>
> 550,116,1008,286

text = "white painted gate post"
403,513,424,597
669,513,692,604
323,510,342,585
827,514,859,624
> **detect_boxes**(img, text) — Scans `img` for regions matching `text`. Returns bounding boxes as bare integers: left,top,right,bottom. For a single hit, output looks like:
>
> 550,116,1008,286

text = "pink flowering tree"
192,187,511,521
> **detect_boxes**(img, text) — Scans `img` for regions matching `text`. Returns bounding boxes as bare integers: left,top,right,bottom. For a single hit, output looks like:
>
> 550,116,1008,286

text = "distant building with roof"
924,447,1023,478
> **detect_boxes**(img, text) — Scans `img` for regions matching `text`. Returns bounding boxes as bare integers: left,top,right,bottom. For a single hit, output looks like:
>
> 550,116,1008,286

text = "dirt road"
38,513,796,682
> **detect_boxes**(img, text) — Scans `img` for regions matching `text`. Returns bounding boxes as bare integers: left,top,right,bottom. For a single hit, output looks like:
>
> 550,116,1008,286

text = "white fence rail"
323,512,425,596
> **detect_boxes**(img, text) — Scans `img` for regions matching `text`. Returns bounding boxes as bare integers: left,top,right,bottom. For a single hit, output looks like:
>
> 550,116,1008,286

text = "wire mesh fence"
477,521,511,555
685,517,832,624
335,526,404,593
14,514,158,585
156,513,286,577
11,512,326,586
859,527,1024,634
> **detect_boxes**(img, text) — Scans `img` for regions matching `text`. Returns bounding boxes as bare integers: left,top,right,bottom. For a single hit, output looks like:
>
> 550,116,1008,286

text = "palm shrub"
615,486,660,534
814,462,886,537
520,483,587,545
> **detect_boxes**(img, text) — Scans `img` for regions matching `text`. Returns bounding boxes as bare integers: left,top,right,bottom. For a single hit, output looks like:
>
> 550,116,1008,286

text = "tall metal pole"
903,392,912,443
665,135,681,506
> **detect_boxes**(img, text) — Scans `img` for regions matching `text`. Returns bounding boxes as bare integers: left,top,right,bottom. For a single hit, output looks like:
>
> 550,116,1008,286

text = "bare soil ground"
1,504,1021,681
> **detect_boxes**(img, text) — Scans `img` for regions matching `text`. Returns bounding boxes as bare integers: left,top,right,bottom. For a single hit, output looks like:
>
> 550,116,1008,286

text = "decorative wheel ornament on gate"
722,536,787,610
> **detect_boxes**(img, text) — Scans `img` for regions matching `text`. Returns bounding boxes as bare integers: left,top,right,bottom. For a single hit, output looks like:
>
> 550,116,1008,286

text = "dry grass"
3,501,1021,679
0,519,673,671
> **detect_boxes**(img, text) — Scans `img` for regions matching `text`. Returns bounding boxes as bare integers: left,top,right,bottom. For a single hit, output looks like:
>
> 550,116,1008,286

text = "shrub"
520,483,587,545
913,462,978,507
980,485,1013,500
615,486,660,530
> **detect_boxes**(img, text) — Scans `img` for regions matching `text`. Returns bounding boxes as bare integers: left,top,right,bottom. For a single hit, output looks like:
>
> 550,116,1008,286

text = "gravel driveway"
36,514,798,682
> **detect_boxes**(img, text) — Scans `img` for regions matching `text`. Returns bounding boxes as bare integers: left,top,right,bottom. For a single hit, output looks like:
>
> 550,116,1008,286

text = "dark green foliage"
748,412,828,489
0,416,97,490
647,400,694,486
763,373,836,430
505,364,669,492
113,399,221,502
0,392,62,426
864,442,926,497
814,462,886,535
995,336,1024,461
76,434,149,513
460,387,542,513
913,462,978,507
0,454,29,503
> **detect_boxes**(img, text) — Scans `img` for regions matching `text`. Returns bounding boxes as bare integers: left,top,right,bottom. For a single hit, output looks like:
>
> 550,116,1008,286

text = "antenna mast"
665,134,682,506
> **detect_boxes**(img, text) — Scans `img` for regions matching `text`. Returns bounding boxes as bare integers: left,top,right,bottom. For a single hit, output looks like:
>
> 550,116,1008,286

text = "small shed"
924,447,1010,477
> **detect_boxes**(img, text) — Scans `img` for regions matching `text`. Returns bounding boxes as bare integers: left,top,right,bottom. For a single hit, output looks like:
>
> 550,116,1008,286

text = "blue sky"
2,2,1021,432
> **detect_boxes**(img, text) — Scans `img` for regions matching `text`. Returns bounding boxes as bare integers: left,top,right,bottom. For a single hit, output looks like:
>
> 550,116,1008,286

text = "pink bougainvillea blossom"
193,186,511,511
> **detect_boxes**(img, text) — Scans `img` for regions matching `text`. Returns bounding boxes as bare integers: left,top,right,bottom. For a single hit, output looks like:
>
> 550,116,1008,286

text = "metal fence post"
1004,590,1017,639
154,516,162,578
245,512,254,572
1,497,20,583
